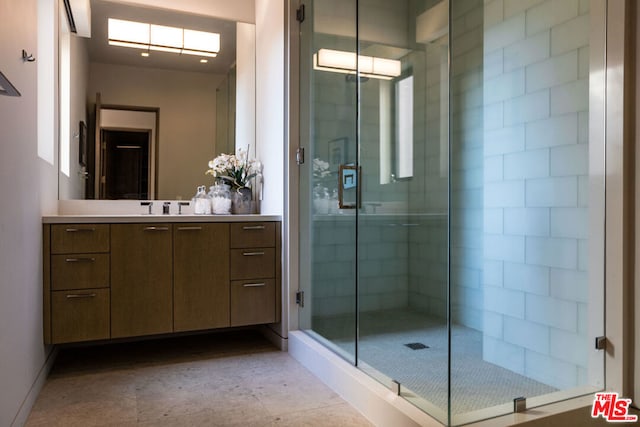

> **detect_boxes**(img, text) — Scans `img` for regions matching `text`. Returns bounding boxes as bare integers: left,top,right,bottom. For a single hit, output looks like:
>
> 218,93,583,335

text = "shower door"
298,0,451,422
298,0,605,425
297,0,360,363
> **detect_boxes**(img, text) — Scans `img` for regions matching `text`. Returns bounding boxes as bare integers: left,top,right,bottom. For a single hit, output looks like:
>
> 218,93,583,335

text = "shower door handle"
338,164,361,209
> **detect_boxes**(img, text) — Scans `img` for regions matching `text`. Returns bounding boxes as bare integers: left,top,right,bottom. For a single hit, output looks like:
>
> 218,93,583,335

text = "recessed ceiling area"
89,0,237,74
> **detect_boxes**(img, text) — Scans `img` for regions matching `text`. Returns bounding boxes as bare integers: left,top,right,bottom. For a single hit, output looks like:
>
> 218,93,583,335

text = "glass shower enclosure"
298,0,605,425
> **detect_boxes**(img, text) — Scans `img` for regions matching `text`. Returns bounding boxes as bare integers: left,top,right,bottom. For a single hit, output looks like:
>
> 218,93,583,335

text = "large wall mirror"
58,0,255,200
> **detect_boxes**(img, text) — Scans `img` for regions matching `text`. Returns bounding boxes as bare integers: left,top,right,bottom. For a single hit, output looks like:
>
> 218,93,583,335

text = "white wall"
255,0,284,215
236,22,256,157
59,34,89,200
107,0,256,23
0,0,58,424
89,63,225,200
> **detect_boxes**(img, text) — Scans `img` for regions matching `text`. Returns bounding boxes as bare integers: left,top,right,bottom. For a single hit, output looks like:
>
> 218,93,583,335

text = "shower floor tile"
312,308,557,415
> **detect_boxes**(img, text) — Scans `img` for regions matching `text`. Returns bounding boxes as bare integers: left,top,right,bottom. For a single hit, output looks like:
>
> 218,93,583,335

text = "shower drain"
404,342,429,350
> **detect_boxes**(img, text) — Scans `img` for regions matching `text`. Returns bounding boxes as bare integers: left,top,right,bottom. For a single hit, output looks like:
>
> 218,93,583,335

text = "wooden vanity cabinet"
45,224,111,344
173,223,230,332
111,224,173,339
229,223,280,326
44,220,281,345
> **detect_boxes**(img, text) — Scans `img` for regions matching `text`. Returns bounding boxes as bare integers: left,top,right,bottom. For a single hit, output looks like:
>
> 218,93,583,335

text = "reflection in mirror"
58,0,255,200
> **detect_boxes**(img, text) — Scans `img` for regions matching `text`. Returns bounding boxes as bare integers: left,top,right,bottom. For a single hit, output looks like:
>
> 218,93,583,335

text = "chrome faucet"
141,201,153,214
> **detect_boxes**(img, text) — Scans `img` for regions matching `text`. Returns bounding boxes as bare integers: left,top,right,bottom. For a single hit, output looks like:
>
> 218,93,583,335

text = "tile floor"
26,330,373,427
314,309,556,414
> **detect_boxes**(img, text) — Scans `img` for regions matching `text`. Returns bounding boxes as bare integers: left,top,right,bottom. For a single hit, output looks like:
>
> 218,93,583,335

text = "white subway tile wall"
481,0,589,389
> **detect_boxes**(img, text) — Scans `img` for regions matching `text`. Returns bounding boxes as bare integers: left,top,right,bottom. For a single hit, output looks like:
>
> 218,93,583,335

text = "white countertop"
42,214,282,224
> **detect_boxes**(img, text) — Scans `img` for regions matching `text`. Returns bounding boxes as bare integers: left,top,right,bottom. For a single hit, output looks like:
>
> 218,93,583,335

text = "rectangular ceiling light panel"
314,48,401,80
183,29,220,54
108,18,220,57
150,24,182,53
108,18,149,45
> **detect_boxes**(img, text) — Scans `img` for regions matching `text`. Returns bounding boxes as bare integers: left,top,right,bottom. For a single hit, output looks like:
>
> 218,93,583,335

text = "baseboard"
11,346,58,427
259,325,288,351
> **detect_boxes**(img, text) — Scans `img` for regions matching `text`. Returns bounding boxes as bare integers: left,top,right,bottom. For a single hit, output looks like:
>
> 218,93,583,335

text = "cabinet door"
51,289,110,344
229,248,275,280
230,222,276,248
111,224,173,338
51,253,110,290
230,279,276,326
173,223,230,332
51,224,110,254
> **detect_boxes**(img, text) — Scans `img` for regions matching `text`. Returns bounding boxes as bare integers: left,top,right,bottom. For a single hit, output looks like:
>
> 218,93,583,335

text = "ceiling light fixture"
141,52,149,57
313,48,401,80
200,59,208,63
108,18,220,58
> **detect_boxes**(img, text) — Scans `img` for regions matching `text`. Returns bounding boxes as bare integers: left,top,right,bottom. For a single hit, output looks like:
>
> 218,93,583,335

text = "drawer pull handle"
144,226,169,231
66,293,97,299
65,257,96,263
242,251,265,256
243,283,266,287
242,225,266,230
177,226,202,231
65,227,95,232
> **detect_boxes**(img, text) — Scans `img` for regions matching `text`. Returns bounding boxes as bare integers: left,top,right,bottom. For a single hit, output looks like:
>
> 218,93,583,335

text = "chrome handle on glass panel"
66,293,97,299
242,283,266,287
242,225,266,230
65,257,96,263
338,164,361,209
242,251,265,256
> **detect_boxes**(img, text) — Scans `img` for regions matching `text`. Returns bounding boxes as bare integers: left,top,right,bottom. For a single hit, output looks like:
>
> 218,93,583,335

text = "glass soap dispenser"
209,183,232,214
193,185,211,214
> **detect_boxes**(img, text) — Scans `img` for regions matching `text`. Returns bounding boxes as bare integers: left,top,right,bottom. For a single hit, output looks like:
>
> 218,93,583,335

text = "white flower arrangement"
313,158,330,179
206,148,262,189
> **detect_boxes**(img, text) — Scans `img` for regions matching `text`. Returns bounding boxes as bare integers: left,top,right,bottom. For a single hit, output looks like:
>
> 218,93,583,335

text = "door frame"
94,101,160,199
99,127,152,199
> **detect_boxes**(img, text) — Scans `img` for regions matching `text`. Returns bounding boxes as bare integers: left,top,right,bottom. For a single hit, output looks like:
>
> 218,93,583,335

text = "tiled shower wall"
311,29,411,318
408,0,485,330
481,0,590,389
449,0,485,330
312,215,411,317
406,39,451,319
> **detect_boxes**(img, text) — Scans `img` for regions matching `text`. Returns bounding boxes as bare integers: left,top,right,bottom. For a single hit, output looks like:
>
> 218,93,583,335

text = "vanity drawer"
51,224,110,254
230,248,275,280
51,288,110,344
230,279,276,326
51,254,110,291
230,223,276,249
